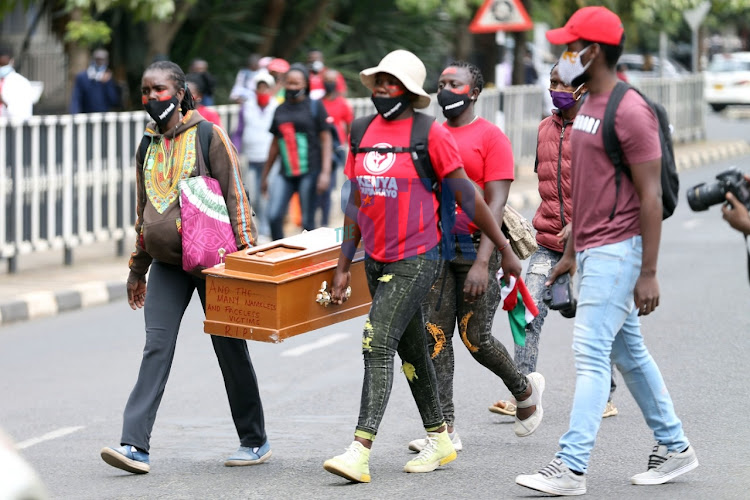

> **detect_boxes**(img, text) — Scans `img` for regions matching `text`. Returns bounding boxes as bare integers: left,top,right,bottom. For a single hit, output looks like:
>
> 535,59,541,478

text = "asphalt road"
2,150,750,498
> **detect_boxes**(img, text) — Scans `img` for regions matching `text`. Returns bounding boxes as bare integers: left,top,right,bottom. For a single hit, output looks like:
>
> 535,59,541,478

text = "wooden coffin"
203,227,370,342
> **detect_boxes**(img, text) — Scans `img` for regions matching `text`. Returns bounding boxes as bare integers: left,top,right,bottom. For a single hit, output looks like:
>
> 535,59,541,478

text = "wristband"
498,240,510,252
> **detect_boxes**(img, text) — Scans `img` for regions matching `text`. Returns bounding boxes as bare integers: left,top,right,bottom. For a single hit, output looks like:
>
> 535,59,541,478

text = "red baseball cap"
267,58,290,74
546,6,624,46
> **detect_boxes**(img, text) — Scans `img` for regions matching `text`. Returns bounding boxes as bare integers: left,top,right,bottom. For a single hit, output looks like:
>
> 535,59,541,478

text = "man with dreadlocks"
406,61,545,455
100,60,270,475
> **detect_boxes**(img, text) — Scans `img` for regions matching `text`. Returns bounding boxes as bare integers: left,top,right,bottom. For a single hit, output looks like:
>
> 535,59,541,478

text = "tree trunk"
257,0,287,56
277,0,332,60
144,0,196,65
454,20,473,61
512,0,532,85
512,30,526,85
66,9,90,94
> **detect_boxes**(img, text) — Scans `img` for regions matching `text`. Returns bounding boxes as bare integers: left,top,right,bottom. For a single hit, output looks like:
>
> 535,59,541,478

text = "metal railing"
0,78,705,272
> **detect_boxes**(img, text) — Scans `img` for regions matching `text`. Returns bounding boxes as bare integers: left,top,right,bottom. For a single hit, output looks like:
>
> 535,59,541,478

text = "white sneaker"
408,431,463,452
631,444,699,485
403,430,457,473
516,458,587,496
514,372,545,437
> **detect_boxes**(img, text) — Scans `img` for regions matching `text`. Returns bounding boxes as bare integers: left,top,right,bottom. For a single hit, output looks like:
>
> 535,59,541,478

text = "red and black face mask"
143,90,180,130
437,84,473,120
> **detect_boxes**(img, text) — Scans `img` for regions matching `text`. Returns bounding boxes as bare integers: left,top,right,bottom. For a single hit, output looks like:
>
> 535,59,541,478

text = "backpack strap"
409,112,437,189
602,80,631,220
349,114,378,157
197,119,213,174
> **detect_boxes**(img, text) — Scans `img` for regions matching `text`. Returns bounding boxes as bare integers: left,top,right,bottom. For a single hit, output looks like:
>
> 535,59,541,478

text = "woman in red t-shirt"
404,62,546,456
322,50,525,484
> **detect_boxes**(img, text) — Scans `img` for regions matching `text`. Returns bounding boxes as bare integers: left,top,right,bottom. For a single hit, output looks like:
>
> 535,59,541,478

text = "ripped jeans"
356,246,445,436
515,244,562,375
421,237,528,428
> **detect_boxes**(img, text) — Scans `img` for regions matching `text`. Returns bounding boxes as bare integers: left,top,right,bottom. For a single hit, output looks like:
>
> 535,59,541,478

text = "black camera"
687,167,750,212
542,272,577,319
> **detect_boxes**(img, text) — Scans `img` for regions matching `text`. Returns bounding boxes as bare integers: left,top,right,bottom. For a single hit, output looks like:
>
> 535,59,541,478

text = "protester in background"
188,58,216,106
267,58,291,101
186,78,222,127
100,60,269,474
70,48,121,114
406,61,544,455
261,63,332,240
0,45,33,120
317,69,353,227
516,7,697,495
234,72,279,240
230,53,262,103
322,49,527,484
491,65,619,420
307,49,347,99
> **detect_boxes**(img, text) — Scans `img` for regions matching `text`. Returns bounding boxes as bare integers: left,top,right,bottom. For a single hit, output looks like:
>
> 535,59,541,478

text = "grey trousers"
120,260,266,452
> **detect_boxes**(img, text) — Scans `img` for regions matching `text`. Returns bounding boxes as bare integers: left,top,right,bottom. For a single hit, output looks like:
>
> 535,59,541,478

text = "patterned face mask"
557,45,593,87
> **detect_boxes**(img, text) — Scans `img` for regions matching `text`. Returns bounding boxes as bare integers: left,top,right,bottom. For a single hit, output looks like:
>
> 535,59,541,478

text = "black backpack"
137,119,213,170
602,81,679,220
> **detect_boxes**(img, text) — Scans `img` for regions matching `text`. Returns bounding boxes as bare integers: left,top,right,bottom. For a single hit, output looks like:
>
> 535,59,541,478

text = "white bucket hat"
360,50,431,109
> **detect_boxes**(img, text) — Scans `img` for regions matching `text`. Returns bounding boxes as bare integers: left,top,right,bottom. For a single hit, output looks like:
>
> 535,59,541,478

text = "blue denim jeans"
556,236,689,473
267,171,317,240
356,247,445,436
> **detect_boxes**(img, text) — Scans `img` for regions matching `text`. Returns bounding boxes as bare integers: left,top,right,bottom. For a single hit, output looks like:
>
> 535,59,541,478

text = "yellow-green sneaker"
323,441,371,483
403,430,457,473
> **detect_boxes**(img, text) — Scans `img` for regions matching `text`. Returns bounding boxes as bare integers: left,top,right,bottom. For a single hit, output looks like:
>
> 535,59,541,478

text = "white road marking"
16,426,84,450
280,333,350,357
683,219,701,229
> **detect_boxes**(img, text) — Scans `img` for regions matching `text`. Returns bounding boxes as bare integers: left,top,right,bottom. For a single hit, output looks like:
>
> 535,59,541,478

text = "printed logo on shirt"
572,114,601,135
355,175,399,199
363,142,396,175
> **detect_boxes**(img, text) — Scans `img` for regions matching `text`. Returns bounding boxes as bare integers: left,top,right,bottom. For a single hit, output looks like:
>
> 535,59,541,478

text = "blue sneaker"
225,441,272,466
100,445,150,474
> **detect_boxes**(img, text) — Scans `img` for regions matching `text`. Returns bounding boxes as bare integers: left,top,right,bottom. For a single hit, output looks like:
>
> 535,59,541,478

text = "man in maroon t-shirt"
515,6,698,497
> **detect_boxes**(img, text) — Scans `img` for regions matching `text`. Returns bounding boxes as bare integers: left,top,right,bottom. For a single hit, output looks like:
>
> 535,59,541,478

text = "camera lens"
687,181,728,211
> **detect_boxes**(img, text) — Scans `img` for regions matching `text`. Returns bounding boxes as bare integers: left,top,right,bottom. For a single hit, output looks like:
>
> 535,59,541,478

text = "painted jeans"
518,243,618,402
421,236,528,428
356,246,445,436
556,236,689,473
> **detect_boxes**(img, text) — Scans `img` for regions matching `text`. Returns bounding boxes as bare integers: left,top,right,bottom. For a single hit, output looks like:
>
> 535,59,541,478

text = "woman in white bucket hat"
323,50,524,483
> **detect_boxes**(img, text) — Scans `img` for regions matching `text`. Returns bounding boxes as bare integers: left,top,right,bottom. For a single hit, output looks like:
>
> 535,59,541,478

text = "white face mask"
557,45,593,87
0,64,13,79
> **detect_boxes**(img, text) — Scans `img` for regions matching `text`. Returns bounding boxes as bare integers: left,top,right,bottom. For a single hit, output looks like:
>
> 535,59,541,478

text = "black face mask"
324,81,336,94
371,94,411,121
437,89,472,119
286,88,304,100
144,95,180,131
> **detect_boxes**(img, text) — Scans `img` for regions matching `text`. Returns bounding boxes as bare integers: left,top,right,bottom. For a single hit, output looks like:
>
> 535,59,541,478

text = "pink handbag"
179,175,237,273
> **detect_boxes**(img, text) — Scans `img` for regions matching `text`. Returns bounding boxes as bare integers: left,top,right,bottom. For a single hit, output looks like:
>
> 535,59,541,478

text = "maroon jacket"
532,112,574,253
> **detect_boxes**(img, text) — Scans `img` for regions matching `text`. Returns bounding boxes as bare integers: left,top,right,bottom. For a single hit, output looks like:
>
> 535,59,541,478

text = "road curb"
675,140,750,172
0,281,125,326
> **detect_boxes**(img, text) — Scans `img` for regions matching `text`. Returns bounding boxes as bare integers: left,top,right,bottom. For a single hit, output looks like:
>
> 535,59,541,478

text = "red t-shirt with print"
344,114,463,262
571,89,661,251
444,117,514,234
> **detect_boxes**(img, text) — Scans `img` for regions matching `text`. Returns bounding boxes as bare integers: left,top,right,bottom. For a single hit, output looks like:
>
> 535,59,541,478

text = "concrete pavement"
1,138,747,326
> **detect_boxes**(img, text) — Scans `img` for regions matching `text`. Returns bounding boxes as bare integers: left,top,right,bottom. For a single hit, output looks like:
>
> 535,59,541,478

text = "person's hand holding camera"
722,173,750,235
